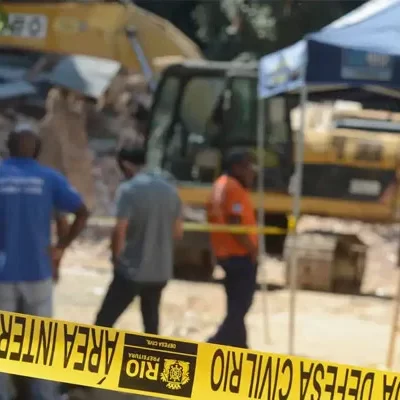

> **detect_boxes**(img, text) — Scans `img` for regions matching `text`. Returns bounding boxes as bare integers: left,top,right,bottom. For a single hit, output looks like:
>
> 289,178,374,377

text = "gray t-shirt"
114,171,181,283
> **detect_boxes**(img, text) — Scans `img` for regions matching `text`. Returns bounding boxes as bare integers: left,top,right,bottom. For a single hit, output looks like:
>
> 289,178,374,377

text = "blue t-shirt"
0,157,83,282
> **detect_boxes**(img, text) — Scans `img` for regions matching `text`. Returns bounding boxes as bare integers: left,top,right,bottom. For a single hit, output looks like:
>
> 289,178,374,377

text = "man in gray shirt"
94,147,183,334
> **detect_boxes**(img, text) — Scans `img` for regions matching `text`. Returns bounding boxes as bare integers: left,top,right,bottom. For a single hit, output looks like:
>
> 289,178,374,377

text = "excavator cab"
145,61,294,259
146,61,294,193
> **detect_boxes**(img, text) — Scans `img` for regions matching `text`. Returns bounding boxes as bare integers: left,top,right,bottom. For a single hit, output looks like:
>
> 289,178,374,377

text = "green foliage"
137,0,367,61
0,6,9,34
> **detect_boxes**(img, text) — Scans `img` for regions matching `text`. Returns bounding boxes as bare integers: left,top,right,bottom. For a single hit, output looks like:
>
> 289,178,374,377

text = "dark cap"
224,149,253,171
117,146,146,166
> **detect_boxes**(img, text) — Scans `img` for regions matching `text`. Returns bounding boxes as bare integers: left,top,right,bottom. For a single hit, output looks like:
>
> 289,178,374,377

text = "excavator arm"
0,1,203,88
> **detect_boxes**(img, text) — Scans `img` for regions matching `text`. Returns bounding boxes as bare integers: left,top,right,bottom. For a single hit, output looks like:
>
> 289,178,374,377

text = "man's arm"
225,191,258,261
50,173,89,280
55,213,69,241
111,184,132,265
173,195,184,240
52,172,89,250
174,217,184,240
111,220,129,264
55,205,89,250
227,215,258,260
51,213,69,282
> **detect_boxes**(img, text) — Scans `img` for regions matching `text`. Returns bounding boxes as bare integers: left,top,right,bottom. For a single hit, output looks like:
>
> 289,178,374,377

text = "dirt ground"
53,216,400,399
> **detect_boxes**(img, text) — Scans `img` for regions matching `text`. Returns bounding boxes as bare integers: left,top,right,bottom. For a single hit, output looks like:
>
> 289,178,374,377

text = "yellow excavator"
145,60,400,271
0,0,202,210
146,61,400,221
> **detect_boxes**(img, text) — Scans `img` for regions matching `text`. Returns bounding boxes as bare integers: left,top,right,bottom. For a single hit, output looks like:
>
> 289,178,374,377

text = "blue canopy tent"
259,0,400,99
256,0,400,357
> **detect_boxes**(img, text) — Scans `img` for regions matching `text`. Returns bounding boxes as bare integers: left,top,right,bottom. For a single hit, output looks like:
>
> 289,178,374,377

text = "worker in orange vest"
206,150,258,348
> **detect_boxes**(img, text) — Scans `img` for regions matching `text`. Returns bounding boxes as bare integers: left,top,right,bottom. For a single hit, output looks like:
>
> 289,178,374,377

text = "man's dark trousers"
95,270,166,334
208,255,257,348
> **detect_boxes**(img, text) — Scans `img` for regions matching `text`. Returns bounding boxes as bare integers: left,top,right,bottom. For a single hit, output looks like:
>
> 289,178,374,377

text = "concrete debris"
0,72,150,215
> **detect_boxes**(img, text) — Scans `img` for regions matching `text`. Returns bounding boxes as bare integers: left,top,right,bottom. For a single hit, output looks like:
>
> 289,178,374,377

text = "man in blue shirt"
0,122,89,400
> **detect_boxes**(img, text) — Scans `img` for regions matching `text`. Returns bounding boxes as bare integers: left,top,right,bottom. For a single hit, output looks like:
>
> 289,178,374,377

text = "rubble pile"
91,155,121,216
0,73,151,216
85,73,151,215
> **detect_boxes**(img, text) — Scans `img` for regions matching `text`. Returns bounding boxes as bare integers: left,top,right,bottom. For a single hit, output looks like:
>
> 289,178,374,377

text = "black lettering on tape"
360,372,375,400
337,367,349,399
228,351,242,393
223,350,231,391
64,324,78,369
0,314,57,367
35,321,58,366
312,363,324,400
0,313,12,358
279,359,293,400
349,369,362,399
257,356,275,400
49,322,57,366
22,319,36,363
210,349,243,394
300,362,376,400
103,330,119,375
88,328,104,373
247,353,287,400
247,353,258,398
74,326,90,371
384,375,400,400
325,365,338,399
63,324,119,375
300,361,315,399
210,349,224,391
9,316,26,361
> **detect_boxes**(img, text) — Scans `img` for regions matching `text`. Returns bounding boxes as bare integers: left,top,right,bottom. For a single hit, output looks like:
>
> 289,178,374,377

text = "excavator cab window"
224,77,257,144
146,75,181,170
146,65,293,190
166,74,226,182
223,76,293,191
146,69,227,182
180,76,226,152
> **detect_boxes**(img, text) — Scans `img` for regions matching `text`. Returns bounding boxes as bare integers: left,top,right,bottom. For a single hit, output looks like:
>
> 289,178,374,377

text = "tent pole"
386,174,400,369
288,75,308,356
386,239,400,369
257,96,271,344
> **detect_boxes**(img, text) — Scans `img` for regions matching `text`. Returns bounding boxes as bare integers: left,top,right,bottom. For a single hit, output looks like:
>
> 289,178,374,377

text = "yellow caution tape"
70,216,289,235
182,222,286,235
0,310,398,399
287,215,297,233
